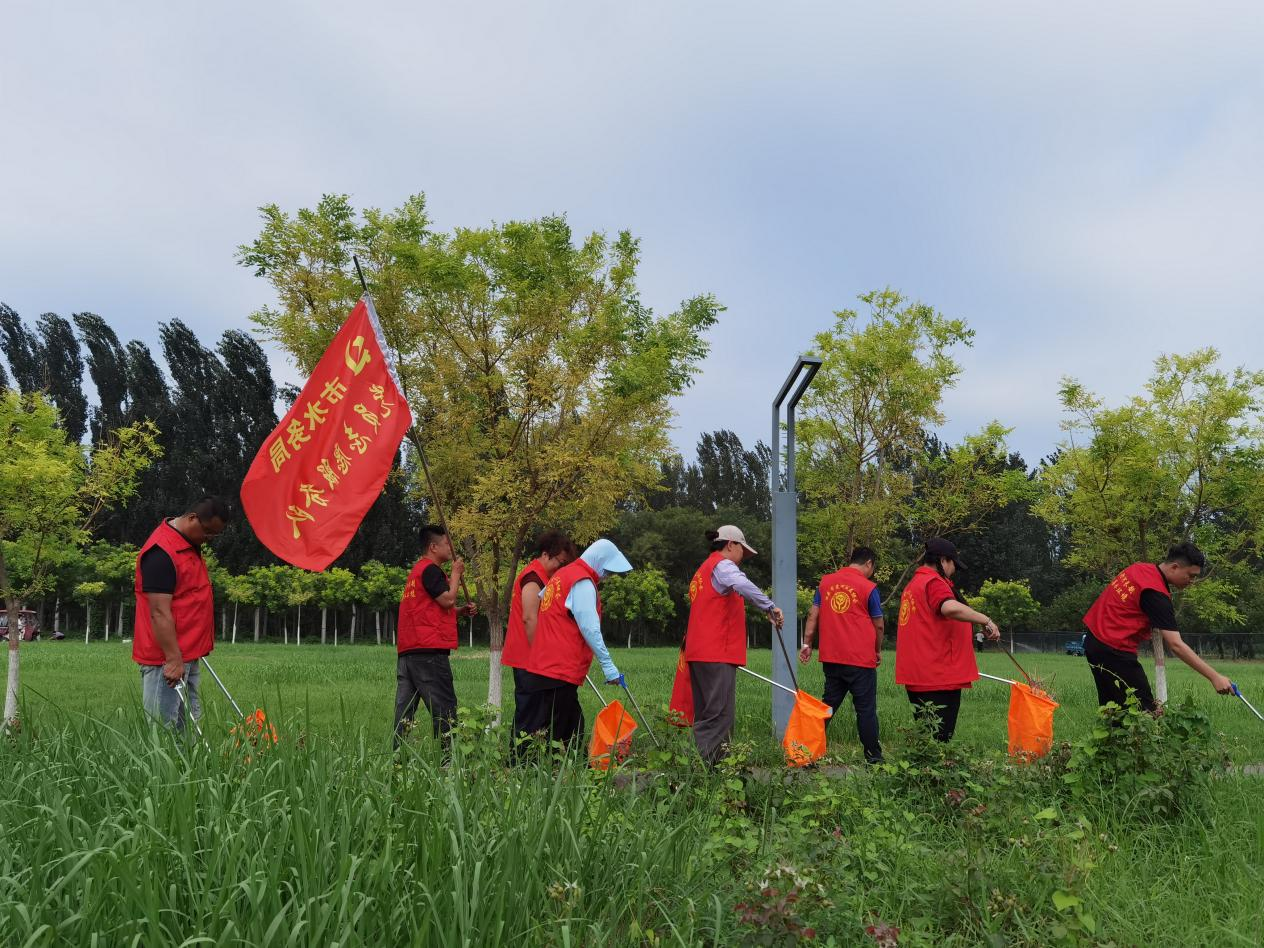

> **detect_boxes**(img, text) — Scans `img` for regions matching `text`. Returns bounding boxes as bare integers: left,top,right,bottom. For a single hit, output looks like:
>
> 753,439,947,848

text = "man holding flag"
394,524,477,749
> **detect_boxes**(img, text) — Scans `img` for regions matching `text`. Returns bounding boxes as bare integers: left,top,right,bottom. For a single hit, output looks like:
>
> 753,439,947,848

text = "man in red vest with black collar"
395,524,478,749
133,496,229,731
799,546,885,763
1083,541,1233,711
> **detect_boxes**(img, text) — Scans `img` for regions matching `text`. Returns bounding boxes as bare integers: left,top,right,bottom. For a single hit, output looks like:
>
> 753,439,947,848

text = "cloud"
1,0,1261,470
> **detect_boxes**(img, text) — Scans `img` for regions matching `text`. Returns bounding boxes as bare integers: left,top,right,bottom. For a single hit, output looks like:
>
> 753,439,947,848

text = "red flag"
240,298,412,570
668,649,694,726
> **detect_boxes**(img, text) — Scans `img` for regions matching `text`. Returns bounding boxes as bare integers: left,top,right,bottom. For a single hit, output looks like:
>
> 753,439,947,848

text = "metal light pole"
770,355,821,737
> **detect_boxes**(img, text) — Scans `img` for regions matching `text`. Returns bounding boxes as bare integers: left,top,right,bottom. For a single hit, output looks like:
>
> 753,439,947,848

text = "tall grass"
4,645,1264,945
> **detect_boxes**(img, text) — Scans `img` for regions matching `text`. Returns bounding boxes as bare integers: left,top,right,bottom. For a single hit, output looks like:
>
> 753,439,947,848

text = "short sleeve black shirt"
421,563,449,600
139,547,177,594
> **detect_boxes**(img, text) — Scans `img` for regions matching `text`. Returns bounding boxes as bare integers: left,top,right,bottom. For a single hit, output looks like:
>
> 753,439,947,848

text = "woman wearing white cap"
684,525,784,764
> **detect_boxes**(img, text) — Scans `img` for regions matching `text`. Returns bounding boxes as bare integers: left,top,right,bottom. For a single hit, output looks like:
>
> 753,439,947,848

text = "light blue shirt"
565,579,618,681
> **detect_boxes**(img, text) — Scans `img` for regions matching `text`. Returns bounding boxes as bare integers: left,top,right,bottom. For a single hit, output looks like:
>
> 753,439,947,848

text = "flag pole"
353,256,474,605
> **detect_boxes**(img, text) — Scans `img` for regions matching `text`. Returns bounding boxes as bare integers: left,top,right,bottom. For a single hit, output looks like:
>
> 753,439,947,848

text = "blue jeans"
822,663,882,762
139,660,201,731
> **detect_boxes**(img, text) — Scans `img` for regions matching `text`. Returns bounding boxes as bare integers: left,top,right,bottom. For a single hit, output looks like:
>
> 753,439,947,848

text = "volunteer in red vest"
798,546,885,763
133,496,229,731
1082,541,1232,712
685,525,785,765
501,530,578,751
520,539,632,751
394,524,477,749
894,538,999,742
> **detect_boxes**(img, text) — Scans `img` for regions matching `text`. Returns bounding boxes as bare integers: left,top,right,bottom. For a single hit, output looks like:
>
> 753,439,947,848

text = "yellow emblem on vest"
541,578,560,612
898,593,914,627
827,583,857,614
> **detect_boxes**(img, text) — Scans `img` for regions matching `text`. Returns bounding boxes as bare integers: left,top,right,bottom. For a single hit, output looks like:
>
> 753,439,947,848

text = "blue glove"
606,671,625,688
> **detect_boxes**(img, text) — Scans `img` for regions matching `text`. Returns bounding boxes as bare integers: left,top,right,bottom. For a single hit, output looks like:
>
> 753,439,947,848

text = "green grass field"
4,642,1264,946
13,641,1264,764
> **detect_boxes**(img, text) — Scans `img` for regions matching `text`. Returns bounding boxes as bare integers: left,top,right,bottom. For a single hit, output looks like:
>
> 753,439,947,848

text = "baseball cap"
925,537,965,568
716,525,758,555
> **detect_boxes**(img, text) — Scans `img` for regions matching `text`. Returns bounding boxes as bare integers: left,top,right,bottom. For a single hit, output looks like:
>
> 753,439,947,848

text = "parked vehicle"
0,610,60,641
1065,633,1086,656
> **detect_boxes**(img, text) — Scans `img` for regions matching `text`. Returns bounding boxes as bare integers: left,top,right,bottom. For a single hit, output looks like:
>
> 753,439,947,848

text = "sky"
2,1,1261,467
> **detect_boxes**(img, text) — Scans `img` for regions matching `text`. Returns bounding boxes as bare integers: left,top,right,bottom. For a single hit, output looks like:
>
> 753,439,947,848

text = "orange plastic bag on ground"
783,690,833,767
1007,682,1059,758
668,650,694,726
588,699,638,770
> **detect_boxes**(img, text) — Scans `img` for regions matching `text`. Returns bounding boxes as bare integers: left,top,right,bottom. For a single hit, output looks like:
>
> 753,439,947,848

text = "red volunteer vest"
894,567,977,690
684,552,748,665
397,556,459,653
1083,562,1170,654
132,521,215,665
816,566,879,668
501,557,548,669
526,559,602,685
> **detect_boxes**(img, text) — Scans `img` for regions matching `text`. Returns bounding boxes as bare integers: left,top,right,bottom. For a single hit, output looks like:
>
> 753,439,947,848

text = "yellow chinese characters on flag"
240,297,412,571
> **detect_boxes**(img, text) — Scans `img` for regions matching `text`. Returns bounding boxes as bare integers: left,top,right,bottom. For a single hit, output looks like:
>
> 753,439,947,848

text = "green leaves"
1040,348,1264,623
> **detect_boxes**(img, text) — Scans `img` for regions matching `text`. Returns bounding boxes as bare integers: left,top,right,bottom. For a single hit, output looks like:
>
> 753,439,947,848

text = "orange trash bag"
668,650,694,727
588,699,638,770
1007,682,1059,758
782,690,833,767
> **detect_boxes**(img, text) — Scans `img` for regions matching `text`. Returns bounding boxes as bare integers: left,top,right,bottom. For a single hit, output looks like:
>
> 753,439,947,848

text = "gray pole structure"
770,355,822,737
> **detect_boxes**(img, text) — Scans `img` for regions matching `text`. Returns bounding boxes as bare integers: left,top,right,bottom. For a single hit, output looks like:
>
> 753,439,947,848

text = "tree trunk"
117,603,124,639
104,603,111,642
297,605,302,646
321,607,327,645
350,604,357,644
232,602,238,644
85,602,92,643
254,606,261,642
375,610,381,645
54,596,61,634
1,550,21,726
1152,629,1168,703
486,605,507,711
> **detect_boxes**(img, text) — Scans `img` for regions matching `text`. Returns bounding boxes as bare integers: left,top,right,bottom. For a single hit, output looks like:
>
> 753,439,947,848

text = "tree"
74,580,107,642
240,194,719,705
969,579,1041,634
1037,348,1264,625
317,568,357,645
358,560,408,645
601,566,675,648
796,290,1025,598
73,312,130,443
0,308,90,444
1,392,158,724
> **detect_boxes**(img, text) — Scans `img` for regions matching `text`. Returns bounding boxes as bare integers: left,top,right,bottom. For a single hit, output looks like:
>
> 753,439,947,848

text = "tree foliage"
239,193,720,702
1038,349,1264,622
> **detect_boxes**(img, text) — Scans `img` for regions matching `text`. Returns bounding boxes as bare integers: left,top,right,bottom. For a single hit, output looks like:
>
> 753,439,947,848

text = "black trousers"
690,661,738,765
822,663,883,762
1085,631,1156,712
515,674,585,754
394,651,458,749
906,688,962,742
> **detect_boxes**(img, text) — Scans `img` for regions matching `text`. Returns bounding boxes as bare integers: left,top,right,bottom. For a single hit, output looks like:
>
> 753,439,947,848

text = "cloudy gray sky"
2,1,1261,465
